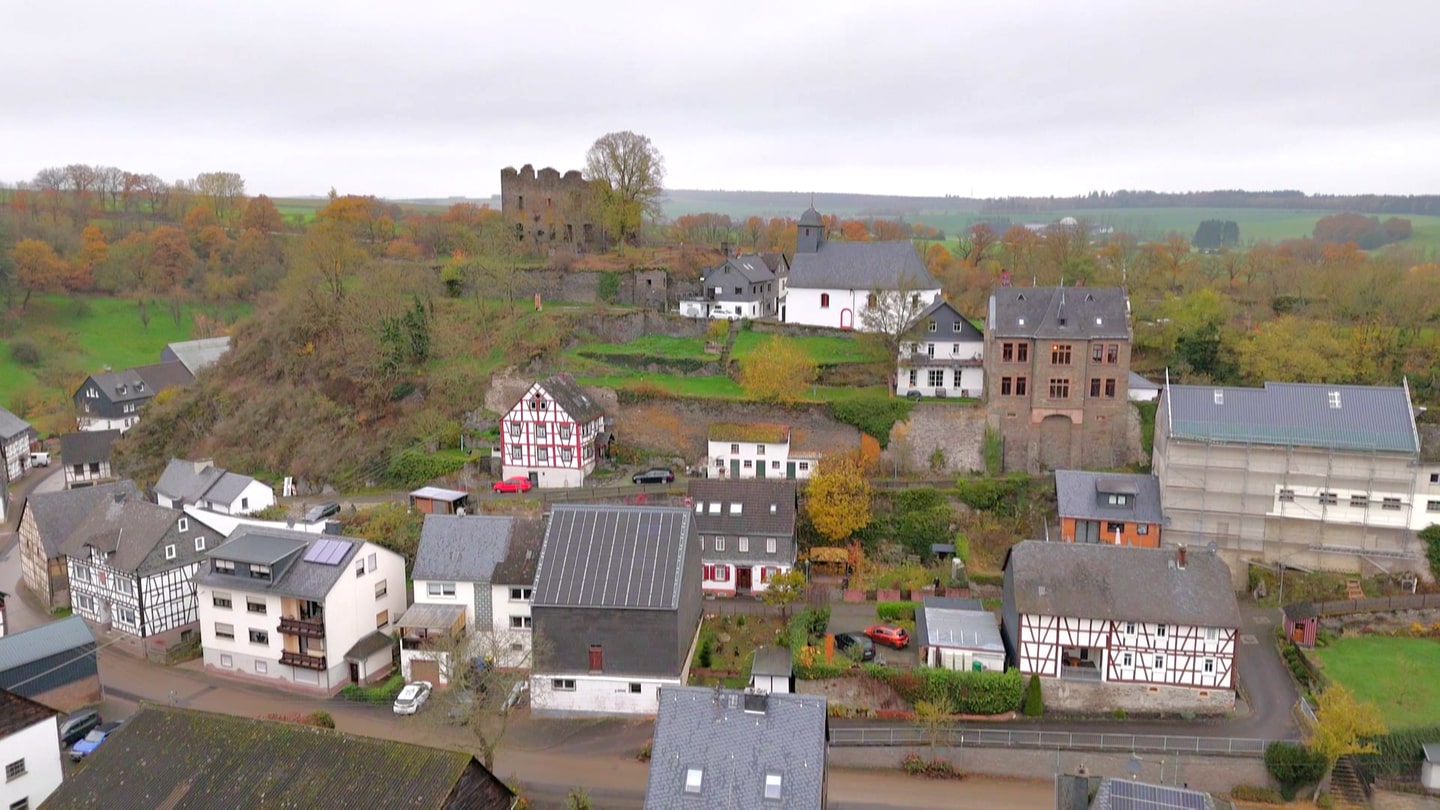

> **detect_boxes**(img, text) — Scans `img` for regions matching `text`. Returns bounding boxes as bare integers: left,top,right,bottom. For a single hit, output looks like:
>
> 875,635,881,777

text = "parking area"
825,602,919,668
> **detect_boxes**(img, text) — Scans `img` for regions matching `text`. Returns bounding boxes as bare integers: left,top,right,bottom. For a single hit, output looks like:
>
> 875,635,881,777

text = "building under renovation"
1154,381,1436,587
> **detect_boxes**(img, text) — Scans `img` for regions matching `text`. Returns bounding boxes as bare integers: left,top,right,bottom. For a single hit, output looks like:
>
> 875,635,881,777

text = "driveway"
827,602,919,668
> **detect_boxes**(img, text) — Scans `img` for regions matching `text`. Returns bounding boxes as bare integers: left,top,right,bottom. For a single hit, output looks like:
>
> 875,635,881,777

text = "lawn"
572,334,717,361
731,331,887,365
689,614,789,689
573,370,889,404
1312,636,1440,729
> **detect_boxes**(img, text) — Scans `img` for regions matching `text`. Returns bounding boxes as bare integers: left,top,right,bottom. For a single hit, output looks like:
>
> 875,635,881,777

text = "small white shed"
1423,743,1440,790
749,646,792,694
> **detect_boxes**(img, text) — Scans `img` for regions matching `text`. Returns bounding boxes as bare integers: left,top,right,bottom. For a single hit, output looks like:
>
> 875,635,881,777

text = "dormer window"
770,504,777,514
135,381,145,391
708,502,720,514
250,563,271,580
116,384,127,395
215,559,235,574
178,517,189,533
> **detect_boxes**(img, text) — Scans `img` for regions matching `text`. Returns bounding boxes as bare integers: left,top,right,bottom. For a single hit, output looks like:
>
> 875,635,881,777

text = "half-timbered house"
60,491,226,654
18,480,142,611
500,375,606,489
1001,540,1241,714
0,406,36,486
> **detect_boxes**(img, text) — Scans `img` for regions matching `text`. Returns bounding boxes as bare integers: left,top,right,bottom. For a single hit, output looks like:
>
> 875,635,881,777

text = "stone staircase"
1329,755,1370,808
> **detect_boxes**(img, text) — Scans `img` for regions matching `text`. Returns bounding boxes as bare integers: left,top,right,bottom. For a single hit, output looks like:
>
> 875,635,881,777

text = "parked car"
444,691,475,726
29,451,50,467
305,502,340,522
393,681,433,715
492,476,532,494
864,623,910,649
632,468,675,485
834,632,876,662
70,721,122,762
58,710,101,747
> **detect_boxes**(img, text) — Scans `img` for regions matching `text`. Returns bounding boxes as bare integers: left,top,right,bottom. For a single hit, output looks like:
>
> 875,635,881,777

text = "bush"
1280,644,1315,690
1355,726,1440,780
697,638,713,668
1264,742,1327,801
636,740,653,762
1022,674,1044,717
385,447,465,487
877,602,919,622
969,572,1004,587
9,338,42,367
597,272,620,303
901,753,964,779
307,711,336,729
866,665,1024,715
953,475,1033,517
1230,785,1284,804
828,397,912,448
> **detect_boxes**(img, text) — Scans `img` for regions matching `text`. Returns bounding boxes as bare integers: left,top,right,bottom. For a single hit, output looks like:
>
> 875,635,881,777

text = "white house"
1001,541,1241,714
687,479,797,597
0,688,63,810
1127,371,1161,403
706,423,814,480
915,597,1006,672
0,406,36,487
896,299,985,398
500,374,607,489
196,527,406,694
679,255,780,320
154,458,275,516
783,207,942,330
72,362,194,433
61,491,227,651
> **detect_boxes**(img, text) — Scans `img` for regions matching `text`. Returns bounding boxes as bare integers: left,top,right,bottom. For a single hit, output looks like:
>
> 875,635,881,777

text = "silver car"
392,681,433,715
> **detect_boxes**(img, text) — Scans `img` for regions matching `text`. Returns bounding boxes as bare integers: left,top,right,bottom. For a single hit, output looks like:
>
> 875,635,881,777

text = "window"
1107,344,1118,363
241,497,249,510
1156,624,1166,637
1279,488,1295,502
1090,378,1101,397
953,321,963,332
247,598,267,614
730,443,739,454
715,537,725,552
536,447,549,463
510,444,522,460
1213,389,1224,405
428,582,457,598
508,423,520,439
1350,494,1369,508
1122,652,1133,667
220,654,233,667
254,661,268,674
908,369,917,387
928,369,945,388
536,424,549,440
1382,497,1402,511
1092,344,1103,363
1049,378,1070,399
708,502,720,514
1001,377,1012,396
771,460,780,469
799,462,810,471
117,577,133,595
1328,390,1342,409
213,593,232,609
743,460,752,468
1105,378,1116,398
764,772,783,801
1154,655,1164,669
249,563,270,580
1017,343,1029,362
551,678,576,691
375,580,388,598
1432,473,1440,484
355,559,365,578
927,319,937,332
1319,492,1338,506
1124,622,1135,634
510,587,533,601
7,759,26,781
249,629,268,645
756,444,765,455
1002,342,1013,362
1137,524,1149,535
1050,344,1071,365
376,610,389,629
629,682,642,694
560,425,571,440
1205,627,1218,641
767,538,777,554
215,559,235,574
367,553,376,573
820,293,830,308
561,448,573,463
164,544,176,560
1105,521,1124,535
1015,377,1028,396
1107,494,1130,507
117,607,136,625
739,537,749,552
589,645,604,672
510,616,532,629
1428,500,1440,513
194,536,206,551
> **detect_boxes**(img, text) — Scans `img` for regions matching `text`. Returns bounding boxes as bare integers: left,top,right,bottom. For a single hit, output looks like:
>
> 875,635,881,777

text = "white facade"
896,334,985,399
785,287,942,331
2,432,31,485
706,437,812,481
401,579,535,681
489,583,534,668
925,645,1006,672
678,299,762,320
1014,614,1236,692
197,541,406,693
529,672,675,716
184,504,328,537
0,714,63,810
501,381,605,489
157,478,274,516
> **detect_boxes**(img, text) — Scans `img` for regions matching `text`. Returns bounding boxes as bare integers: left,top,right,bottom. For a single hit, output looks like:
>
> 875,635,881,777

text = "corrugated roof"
395,603,468,630
988,286,1130,339
1054,470,1164,526
787,240,939,291
42,706,515,809
917,599,1004,653
1164,382,1418,453
532,505,693,611
1091,777,1215,810
59,430,121,465
0,406,34,442
0,616,96,674
22,480,142,557
645,686,827,810
1004,541,1242,629
410,486,469,501
412,515,514,582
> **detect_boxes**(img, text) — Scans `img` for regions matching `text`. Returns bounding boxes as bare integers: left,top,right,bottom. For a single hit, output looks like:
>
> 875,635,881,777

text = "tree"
584,131,665,245
193,171,247,225
11,238,68,309
966,223,999,267
761,568,806,616
420,628,548,771
738,335,817,404
241,195,285,233
914,695,955,754
1236,316,1351,385
860,276,934,386
804,453,873,543
1309,684,1386,799
1263,742,1328,801
145,226,198,293
73,225,109,292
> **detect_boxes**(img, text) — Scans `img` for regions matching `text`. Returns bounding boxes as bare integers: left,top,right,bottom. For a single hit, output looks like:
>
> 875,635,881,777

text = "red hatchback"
864,623,910,649
491,476,533,494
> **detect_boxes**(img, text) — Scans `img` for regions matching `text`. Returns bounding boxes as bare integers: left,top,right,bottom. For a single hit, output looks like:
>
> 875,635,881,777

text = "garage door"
410,659,441,684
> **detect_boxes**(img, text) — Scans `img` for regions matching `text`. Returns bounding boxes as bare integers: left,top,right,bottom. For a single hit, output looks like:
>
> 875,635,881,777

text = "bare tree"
194,171,248,226
418,628,547,771
859,274,935,386
584,131,665,246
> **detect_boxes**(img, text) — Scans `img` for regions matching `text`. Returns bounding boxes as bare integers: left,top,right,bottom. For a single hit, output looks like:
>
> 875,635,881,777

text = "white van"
30,452,50,467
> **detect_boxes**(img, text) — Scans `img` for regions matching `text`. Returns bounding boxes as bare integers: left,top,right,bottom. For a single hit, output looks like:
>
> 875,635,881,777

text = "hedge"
828,397,912,448
864,665,1024,715
1263,742,1327,801
877,602,919,622
1356,726,1440,780
1230,785,1284,804
1022,674,1044,716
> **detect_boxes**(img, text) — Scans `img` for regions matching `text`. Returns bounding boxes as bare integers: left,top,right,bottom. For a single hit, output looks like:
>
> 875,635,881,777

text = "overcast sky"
5,0,1437,200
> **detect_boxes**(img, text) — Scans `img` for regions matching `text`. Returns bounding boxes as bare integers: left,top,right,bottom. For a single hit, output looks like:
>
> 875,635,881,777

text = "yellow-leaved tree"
804,453,873,543
738,335,817,404
1308,684,1386,799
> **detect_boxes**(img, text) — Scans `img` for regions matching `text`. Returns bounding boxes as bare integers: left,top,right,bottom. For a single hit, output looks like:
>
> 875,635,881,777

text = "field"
1312,636,1440,729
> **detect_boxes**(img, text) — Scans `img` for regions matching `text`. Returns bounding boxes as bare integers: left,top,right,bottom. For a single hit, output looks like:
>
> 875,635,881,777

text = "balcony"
280,651,327,671
901,348,984,368
278,615,326,638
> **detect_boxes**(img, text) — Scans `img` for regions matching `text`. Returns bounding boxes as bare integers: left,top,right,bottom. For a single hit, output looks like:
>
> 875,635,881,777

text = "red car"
491,477,532,494
864,623,910,649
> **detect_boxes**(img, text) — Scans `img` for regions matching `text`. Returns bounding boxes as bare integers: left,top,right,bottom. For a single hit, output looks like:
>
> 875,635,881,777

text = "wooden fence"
1296,592,1440,617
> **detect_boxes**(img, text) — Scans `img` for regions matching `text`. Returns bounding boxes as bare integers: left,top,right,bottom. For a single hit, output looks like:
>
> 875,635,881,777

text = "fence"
1298,593,1440,617
829,726,1276,757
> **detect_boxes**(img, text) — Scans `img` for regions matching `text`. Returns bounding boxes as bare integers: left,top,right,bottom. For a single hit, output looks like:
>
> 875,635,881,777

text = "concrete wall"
1040,678,1236,714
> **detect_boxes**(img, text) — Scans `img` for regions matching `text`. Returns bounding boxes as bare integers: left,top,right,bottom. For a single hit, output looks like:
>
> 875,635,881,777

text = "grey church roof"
1054,470,1163,526
645,686,827,810
22,480,142,557
0,406,34,442
532,505,694,611
1164,382,1419,454
988,286,1130,339
412,515,514,582
788,241,939,291
1004,541,1242,629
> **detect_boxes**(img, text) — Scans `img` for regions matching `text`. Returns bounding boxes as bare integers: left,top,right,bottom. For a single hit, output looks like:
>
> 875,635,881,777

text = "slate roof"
530,374,604,423
0,615,96,674
412,515,514,582
1091,777,1215,810
913,299,984,340
61,493,225,575
702,256,777,301
162,336,231,376
1163,382,1419,454
0,406,34,442
788,240,939,291
155,458,264,506
0,687,60,738
1128,371,1161,391
134,360,196,392
988,286,1130,339
1054,470,1164,526
492,516,544,585
532,505,694,611
1004,541,1242,629
42,705,515,810
59,430,121,465
199,527,361,601
916,598,1004,653
22,480,142,558
81,362,194,404
645,686,827,810
686,480,797,563
798,207,823,227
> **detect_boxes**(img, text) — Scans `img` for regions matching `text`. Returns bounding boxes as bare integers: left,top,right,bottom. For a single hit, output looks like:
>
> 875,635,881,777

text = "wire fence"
829,726,1277,757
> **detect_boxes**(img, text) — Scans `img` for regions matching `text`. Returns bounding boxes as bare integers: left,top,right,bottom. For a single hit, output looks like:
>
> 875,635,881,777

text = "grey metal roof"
532,505,694,611
343,631,394,662
0,615,96,673
162,336,231,376
1091,778,1214,810
410,486,468,501
687,480,797,563
798,207,823,227
751,647,792,678
787,240,939,291
395,603,467,630
645,686,827,810
22,480,142,557
491,516,544,585
522,374,604,423
201,527,361,601
59,430,121,465
1004,541,1242,629
1054,470,1164,526
61,494,224,575
988,287,1130,339
917,598,1004,653
1424,742,1440,763
412,515,514,582
1128,371,1161,391
207,531,305,565
1163,382,1419,453
912,299,984,340
0,406,34,442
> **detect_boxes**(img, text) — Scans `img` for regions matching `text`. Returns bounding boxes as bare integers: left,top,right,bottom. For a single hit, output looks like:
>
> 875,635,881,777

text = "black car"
834,632,876,662
305,502,341,522
632,468,675,485
59,710,102,747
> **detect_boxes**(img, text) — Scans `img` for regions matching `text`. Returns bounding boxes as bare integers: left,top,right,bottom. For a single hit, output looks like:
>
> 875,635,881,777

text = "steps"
1345,579,1365,600
1328,755,1369,808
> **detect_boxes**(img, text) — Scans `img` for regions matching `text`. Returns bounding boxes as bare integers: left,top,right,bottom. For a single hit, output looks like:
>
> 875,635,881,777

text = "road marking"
1240,634,1259,645
1251,616,1271,626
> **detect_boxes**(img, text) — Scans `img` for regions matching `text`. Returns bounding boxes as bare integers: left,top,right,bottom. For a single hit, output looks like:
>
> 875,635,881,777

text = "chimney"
1177,545,1187,570
720,241,731,258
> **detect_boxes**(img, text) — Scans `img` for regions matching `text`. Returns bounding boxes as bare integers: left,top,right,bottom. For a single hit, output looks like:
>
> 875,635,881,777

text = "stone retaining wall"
1041,678,1236,715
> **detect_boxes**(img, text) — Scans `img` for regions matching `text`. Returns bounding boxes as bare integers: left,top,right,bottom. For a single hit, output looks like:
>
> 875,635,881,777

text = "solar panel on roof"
301,538,352,566
1105,779,1208,810
301,540,332,563
322,539,352,565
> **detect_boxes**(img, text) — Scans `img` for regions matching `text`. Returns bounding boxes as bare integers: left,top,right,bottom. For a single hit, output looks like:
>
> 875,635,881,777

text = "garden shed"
1283,602,1318,648
409,486,470,515
1424,743,1440,790
806,547,848,577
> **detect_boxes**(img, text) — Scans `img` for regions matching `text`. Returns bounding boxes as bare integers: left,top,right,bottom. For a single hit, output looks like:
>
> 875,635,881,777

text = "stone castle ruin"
500,164,600,251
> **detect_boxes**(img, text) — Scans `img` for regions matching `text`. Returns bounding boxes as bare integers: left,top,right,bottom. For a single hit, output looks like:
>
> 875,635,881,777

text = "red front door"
736,566,752,593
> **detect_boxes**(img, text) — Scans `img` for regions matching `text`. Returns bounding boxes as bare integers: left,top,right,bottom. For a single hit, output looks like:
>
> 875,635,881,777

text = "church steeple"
797,203,824,254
